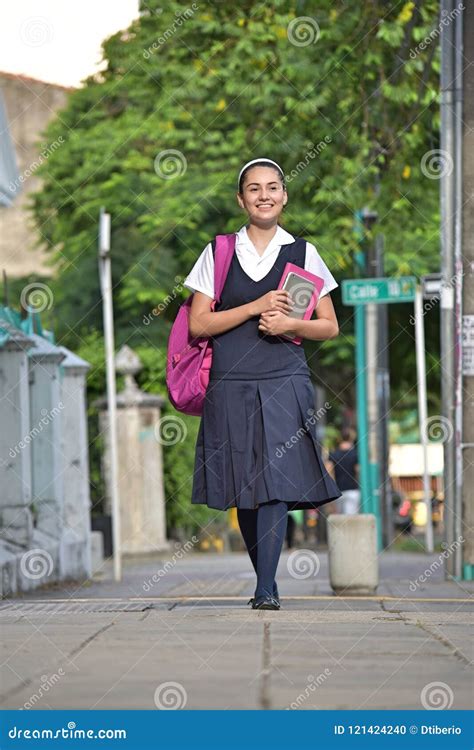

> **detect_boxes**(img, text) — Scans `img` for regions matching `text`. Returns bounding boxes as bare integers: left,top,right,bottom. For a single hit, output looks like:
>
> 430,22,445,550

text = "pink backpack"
166,234,236,416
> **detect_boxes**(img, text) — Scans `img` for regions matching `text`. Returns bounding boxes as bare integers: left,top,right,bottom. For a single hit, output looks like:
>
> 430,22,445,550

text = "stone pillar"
95,345,169,555
0,324,34,596
58,347,92,579
28,334,65,538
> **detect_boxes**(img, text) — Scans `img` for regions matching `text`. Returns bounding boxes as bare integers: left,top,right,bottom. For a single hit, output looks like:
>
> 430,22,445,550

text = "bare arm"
258,294,339,341
188,289,294,339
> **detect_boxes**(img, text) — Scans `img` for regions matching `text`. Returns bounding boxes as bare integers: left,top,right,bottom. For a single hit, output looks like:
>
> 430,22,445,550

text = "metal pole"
460,0,474,581
453,0,464,579
98,208,122,582
440,0,456,576
415,286,434,553
375,235,393,547
355,305,370,513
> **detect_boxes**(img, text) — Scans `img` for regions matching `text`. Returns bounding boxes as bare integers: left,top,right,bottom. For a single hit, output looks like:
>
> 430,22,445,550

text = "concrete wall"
0,72,72,277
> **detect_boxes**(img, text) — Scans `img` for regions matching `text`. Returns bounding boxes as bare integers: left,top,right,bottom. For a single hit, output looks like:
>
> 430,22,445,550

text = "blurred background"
0,0,470,588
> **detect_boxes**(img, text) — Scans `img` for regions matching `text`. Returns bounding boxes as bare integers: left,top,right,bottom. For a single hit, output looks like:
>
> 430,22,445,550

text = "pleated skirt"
191,374,342,511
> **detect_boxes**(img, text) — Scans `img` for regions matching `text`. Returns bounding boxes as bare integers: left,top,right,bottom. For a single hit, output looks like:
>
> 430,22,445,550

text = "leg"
255,500,288,600
237,506,280,600
236,508,258,576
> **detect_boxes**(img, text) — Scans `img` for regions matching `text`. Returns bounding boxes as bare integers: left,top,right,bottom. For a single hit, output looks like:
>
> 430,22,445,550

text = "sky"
0,0,140,88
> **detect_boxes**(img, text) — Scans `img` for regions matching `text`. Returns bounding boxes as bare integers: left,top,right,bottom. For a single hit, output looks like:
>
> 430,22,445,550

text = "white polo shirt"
183,224,339,306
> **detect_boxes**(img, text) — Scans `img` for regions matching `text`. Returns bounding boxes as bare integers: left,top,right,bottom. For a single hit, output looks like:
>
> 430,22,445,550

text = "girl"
183,157,342,610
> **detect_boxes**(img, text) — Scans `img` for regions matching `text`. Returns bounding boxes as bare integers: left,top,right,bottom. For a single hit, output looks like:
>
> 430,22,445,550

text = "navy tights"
237,500,288,600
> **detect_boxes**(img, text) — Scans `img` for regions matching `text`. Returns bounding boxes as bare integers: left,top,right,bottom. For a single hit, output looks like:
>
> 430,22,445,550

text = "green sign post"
342,277,417,305
342,276,417,552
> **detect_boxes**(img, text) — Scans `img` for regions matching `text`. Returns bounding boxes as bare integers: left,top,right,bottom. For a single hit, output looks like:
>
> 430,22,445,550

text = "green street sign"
342,277,417,305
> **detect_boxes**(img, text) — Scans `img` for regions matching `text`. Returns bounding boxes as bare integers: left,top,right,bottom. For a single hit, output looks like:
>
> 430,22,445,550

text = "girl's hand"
250,290,294,316
258,310,296,337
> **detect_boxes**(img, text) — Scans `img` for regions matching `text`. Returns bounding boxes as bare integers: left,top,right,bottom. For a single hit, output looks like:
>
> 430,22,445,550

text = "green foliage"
29,0,442,529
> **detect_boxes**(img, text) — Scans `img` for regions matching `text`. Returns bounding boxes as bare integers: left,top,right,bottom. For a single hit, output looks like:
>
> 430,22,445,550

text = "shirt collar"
236,224,295,261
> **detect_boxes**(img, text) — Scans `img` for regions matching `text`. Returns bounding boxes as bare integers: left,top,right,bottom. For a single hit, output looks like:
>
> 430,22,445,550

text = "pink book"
276,262,325,345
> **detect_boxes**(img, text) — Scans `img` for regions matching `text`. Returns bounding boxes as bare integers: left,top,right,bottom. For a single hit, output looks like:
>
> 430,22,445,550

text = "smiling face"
236,165,288,226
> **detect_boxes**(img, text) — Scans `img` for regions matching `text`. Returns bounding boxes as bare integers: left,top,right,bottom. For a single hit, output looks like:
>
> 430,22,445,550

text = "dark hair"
238,160,286,194
341,427,355,443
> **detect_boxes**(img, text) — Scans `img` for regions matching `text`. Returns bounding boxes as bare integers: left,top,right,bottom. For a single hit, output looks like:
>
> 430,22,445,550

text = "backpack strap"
213,233,236,303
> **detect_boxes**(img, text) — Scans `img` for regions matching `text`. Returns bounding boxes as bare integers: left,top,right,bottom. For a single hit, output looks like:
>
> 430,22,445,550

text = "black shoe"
247,583,280,607
251,595,280,610
247,593,280,607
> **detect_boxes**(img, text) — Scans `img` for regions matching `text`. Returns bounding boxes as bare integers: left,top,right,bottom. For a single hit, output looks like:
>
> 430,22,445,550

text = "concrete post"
95,345,169,555
0,324,34,596
58,347,92,579
327,514,379,595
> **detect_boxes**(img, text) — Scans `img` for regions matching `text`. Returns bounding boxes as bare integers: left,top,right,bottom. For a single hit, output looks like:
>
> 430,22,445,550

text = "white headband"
237,158,284,189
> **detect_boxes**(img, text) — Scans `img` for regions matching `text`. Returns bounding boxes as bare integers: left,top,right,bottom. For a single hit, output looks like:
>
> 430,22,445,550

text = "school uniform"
183,224,342,512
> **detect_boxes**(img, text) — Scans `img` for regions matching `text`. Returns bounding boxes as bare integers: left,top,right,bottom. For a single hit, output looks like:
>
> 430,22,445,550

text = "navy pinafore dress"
190,236,342,511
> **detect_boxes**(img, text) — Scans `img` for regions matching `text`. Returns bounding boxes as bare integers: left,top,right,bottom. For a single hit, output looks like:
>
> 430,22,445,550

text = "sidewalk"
0,549,472,710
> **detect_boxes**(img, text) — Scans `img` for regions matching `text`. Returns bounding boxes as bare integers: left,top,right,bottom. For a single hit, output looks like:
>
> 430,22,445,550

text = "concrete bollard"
327,514,378,595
